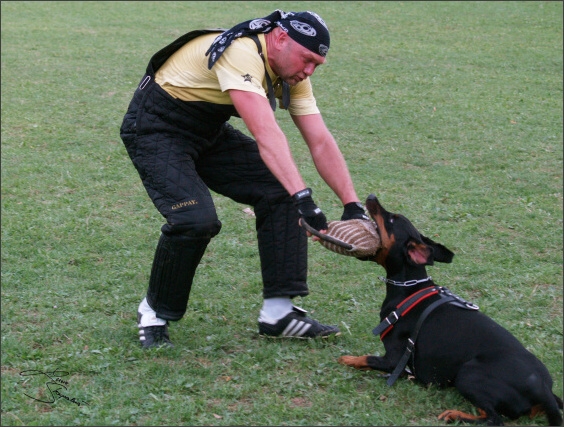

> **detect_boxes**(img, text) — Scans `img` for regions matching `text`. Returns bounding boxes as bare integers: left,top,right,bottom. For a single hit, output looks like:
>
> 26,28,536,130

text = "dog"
338,194,563,426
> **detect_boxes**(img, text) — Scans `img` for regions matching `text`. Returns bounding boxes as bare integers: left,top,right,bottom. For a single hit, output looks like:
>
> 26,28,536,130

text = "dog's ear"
421,235,454,264
406,240,434,265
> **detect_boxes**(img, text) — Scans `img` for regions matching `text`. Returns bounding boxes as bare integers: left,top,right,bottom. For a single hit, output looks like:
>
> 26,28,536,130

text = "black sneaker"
258,306,340,338
137,312,173,349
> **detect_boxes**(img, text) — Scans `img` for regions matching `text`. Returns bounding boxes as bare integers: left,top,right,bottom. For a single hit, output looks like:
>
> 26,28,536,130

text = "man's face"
273,36,326,86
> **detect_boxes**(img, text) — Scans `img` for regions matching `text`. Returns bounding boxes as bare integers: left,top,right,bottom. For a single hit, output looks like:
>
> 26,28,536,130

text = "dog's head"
365,194,454,274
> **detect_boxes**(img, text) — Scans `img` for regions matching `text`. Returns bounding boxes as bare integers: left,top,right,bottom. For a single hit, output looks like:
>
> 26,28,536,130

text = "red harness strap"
374,286,440,340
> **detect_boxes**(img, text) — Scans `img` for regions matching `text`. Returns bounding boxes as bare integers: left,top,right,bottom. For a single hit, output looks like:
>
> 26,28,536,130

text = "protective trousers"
146,233,209,320
119,31,309,321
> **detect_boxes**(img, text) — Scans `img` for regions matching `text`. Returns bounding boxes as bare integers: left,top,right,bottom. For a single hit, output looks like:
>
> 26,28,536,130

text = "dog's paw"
438,408,487,424
338,355,355,365
438,410,461,423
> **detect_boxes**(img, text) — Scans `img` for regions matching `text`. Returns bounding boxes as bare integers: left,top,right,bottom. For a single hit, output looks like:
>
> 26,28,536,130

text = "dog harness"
372,280,479,386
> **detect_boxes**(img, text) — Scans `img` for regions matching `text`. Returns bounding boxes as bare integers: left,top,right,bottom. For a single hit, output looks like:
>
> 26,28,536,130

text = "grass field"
1,1,562,425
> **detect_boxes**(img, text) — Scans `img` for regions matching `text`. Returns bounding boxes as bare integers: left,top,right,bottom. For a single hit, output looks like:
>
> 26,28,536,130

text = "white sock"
259,297,293,324
138,297,167,327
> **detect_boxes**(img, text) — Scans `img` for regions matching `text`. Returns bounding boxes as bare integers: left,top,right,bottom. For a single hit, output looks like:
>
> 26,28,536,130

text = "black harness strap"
137,29,224,93
282,81,290,109
146,29,224,75
249,34,290,111
249,34,276,111
386,295,456,386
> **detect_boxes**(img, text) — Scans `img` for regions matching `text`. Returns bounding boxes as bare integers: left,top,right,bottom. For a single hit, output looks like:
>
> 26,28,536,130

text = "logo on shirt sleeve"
241,73,253,83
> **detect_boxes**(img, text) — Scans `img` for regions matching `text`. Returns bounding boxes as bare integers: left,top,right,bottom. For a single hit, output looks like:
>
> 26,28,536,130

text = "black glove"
341,202,369,221
292,188,328,232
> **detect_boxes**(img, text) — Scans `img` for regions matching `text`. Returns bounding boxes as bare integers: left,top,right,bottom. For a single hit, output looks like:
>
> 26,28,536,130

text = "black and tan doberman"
338,194,562,426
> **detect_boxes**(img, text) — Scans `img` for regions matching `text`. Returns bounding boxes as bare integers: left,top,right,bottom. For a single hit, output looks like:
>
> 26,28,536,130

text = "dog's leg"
338,355,374,371
338,355,395,373
529,404,544,419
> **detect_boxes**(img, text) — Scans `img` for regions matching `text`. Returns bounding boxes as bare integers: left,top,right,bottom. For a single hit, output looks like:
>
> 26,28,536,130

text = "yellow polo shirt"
154,33,320,116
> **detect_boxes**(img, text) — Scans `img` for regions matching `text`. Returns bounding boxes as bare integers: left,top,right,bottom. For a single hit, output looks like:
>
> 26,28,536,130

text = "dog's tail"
527,374,562,426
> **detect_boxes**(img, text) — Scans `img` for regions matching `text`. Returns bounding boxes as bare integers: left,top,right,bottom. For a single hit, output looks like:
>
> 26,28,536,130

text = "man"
120,9,368,348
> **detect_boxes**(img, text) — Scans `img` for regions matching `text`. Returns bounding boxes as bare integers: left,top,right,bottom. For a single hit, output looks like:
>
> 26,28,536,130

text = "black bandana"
205,9,330,70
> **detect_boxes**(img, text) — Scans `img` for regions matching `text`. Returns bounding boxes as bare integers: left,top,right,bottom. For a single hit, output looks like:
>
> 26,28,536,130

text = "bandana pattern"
205,9,330,70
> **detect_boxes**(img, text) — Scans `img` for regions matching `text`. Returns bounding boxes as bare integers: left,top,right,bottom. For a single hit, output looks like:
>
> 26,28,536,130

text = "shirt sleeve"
283,79,320,116
212,38,269,99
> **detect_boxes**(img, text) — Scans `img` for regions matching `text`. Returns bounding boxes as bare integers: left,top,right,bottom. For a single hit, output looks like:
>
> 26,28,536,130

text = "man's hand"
293,188,328,232
341,202,369,221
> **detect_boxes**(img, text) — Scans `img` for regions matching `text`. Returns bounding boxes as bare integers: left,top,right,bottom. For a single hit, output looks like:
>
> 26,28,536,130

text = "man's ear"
271,27,288,48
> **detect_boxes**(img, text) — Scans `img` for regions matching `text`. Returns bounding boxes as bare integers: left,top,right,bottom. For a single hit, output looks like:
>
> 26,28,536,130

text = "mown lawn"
1,1,562,425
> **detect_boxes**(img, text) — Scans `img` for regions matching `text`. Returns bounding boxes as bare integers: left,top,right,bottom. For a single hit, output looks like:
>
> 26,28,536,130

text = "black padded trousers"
120,80,309,321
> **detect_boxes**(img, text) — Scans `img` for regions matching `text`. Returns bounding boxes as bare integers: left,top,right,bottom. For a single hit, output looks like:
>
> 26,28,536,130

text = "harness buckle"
385,311,399,325
440,286,480,311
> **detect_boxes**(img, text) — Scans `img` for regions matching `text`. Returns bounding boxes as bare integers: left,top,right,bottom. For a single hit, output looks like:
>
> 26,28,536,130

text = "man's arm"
229,89,307,196
291,113,360,205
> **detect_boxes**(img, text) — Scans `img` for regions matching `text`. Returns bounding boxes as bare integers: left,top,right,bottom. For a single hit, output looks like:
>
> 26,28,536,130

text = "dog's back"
415,305,539,385
417,305,561,424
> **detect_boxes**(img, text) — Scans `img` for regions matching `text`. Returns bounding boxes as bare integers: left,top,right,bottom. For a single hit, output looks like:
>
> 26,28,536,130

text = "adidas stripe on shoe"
137,312,173,349
258,306,340,338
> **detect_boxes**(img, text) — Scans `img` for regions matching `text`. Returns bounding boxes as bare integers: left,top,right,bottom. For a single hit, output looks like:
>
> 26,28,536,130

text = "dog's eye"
389,218,394,224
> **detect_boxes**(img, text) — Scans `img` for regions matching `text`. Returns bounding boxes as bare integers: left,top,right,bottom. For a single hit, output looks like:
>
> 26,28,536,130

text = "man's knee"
161,219,222,239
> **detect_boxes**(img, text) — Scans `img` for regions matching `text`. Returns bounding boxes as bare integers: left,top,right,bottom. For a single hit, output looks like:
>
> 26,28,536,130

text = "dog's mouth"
372,220,380,234
365,194,385,244
368,215,380,233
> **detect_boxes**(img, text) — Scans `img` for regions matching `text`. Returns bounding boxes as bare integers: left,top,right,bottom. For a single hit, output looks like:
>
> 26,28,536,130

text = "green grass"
1,1,562,425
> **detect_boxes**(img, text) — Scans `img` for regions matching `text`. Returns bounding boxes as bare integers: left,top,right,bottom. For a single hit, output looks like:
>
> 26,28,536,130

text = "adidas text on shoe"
258,306,340,338
137,312,173,349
